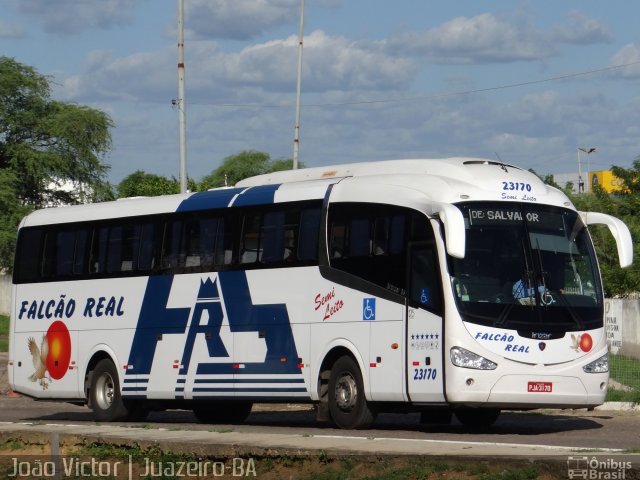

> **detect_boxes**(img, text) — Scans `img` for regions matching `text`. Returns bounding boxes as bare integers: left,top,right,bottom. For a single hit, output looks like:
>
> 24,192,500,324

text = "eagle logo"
570,333,593,353
27,335,50,389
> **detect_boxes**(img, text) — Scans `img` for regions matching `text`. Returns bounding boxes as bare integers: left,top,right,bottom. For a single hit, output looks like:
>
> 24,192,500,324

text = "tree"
0,170,30,269
566,162,640,296
0,56,114,269
199,150,304,190
118,170,178,197
117,170,200,198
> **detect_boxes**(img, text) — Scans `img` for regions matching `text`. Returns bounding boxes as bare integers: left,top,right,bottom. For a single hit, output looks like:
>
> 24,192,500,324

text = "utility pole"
177,0,188,192
292,0,305,170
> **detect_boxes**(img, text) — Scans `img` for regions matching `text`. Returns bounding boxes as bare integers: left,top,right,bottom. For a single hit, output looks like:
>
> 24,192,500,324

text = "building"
552,170,623,194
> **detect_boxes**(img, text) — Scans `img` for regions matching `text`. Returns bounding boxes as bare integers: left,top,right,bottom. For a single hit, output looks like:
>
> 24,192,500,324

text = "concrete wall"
606,298,640,359
0,275,10,317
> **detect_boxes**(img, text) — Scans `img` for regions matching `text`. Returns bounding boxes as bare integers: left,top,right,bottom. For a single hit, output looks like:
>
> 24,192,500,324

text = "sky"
1,0,640,185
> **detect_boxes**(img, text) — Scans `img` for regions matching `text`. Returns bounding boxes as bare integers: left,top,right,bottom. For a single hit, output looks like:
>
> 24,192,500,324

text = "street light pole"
177,0,188,193
292,0,304,170
577,147,597,194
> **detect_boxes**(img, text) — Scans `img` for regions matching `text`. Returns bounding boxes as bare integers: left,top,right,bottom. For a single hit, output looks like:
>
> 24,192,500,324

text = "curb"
596,401,640,412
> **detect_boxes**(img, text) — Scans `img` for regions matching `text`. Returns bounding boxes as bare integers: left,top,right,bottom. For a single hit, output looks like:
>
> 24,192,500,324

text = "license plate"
527,381,552,393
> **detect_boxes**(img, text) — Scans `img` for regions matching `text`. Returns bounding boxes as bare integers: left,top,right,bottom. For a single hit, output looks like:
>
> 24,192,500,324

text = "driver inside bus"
512,275,546,305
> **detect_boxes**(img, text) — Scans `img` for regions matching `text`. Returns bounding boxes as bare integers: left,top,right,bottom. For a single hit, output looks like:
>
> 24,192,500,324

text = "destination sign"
468,208,565,230
469,208,533,226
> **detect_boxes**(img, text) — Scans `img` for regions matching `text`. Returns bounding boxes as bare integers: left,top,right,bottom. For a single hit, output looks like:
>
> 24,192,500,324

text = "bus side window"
184,220,201,268
161,219,184,270
330,221,347,259
215,216,234,266
41,229,82,278
261,209,302,265
137,223,157,271
56,231,76,276
409,244,442,314
328,203,411,294
89,227,109,274
41,231,59,278
72,229,90,275
199,217,219,269
298,207,321,262
14,228,44,283
261,211,285,264
106,226,124,273
241,214,262,264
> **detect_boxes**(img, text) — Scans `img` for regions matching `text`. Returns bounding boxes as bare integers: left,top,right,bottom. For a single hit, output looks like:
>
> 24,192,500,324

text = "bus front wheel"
89,359,129,422
328,355,376,429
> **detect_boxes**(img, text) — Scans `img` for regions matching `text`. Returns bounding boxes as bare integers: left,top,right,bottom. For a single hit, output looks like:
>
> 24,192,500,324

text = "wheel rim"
334,372,358,412
94,371,115,411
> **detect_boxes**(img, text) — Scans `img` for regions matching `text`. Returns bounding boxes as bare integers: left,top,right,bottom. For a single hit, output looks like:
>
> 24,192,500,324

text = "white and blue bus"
8,158,633,429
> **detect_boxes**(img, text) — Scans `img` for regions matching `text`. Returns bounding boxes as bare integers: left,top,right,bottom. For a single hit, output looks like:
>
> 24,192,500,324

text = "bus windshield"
449,202,603,333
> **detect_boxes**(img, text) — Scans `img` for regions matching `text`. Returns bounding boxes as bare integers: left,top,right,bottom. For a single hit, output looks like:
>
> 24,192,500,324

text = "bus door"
406,243,445,403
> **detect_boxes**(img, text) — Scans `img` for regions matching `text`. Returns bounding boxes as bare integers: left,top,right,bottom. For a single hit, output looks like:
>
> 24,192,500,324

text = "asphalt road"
0,392,639,452
1,352,638,456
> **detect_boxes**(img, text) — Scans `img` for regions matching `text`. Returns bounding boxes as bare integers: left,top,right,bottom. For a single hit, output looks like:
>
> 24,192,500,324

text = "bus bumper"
447,373,608,408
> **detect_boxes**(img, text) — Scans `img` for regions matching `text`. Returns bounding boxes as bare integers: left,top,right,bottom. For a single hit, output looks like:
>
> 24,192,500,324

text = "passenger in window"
283,228,297,262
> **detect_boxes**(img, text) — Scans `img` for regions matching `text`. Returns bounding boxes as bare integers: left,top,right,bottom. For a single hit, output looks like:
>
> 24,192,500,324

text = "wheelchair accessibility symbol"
363,298,376,321
420,288,430,305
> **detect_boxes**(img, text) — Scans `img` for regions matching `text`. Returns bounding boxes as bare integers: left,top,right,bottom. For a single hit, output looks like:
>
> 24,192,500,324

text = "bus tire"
123,400,150,422
454,407,500,428
328,355,375,429
89,359,129,422
193,401,253,424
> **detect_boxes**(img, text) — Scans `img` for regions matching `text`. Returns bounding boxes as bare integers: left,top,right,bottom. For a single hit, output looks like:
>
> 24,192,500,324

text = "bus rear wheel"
328,355,376,429
89,359,129,422
193,401,253,424
454,407,501,428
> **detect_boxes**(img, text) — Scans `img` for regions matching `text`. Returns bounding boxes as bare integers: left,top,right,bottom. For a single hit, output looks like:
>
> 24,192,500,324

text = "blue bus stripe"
193,378,304,384
230,184,280,207
176,184,280,212
176,188,243,212
193,387,307,392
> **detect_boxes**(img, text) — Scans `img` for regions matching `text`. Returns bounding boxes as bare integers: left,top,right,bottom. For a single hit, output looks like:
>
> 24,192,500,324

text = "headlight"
450,346,497,370
583,353,608,373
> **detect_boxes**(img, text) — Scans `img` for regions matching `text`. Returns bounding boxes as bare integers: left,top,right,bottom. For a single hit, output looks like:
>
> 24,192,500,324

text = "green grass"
0,439,575,479
607,353,640,403
0,314,8,352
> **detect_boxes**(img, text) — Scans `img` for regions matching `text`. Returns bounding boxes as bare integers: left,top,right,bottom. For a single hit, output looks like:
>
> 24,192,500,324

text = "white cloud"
211,30,414,92
386,13,555,64
552,11,613,45
185,0,299,40
17,0,136,34
58,47,175,102
608,43,640,79
0,19,25,38
386,11,613,65
59,30,414,105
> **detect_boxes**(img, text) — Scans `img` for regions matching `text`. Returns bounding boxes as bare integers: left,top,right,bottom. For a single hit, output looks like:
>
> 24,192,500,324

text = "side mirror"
436,203,466,259
579,211,633,268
